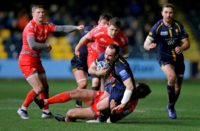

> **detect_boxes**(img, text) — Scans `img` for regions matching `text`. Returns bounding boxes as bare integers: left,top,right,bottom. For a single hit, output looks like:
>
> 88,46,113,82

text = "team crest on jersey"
100,38,107,43
160,31,168,36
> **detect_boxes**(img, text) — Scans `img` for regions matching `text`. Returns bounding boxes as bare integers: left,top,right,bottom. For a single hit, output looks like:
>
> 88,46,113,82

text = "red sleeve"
48,23,56,32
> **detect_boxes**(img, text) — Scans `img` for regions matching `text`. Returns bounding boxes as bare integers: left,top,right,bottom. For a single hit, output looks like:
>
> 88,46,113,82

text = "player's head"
107,17,121,38
31,5,46,23
135,83,151,99
104,44,120,64
98,13,113,26
161,3,174,23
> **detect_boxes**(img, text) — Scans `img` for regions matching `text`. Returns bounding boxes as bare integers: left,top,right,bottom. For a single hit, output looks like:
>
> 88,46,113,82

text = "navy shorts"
71,55,88,73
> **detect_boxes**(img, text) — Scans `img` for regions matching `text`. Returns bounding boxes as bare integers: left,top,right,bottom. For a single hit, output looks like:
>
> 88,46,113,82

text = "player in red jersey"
17,4,84,119
72,13,112,107
75,17,128,90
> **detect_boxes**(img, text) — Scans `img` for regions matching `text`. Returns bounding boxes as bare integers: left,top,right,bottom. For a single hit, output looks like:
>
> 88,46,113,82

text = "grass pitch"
0,79,199,131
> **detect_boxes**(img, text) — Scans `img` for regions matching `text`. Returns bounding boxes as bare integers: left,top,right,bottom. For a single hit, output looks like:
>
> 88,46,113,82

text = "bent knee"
77,81,87,89
67,109,77,118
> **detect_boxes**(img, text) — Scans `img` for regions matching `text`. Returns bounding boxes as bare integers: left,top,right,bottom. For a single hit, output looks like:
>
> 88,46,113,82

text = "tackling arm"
74,33,92,57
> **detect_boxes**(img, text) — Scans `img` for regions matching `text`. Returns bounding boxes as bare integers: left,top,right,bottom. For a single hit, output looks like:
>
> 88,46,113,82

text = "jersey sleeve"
148,21,161,41
116,64,131,81
48,23,56,32
179,23,189,39
26,24,35,37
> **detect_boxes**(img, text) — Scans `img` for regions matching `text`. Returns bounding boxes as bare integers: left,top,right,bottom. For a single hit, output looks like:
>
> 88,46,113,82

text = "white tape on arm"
121,89,133,105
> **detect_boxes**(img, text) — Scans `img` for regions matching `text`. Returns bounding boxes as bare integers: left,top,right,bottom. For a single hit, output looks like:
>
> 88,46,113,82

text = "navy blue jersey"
148,19,188,63
97,53,135,104
71,25,93,72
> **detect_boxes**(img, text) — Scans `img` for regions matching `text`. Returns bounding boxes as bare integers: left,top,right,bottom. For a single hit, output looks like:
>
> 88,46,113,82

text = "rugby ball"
96,61,110,71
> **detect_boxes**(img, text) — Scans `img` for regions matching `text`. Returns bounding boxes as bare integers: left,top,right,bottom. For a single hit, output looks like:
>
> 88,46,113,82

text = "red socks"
22,89,37,107
39,92,49,110
46,92,70,104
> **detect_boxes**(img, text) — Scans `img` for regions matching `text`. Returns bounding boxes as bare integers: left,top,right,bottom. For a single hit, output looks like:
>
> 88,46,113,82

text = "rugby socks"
46,92,71,104
174,90,180,103
167,85,176,107
39,91,49,110
22,89,37,108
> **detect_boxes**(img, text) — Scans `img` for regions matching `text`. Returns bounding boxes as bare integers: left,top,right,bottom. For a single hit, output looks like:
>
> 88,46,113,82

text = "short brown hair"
109,17,121,28
31,5,45,13
162,3,175,11
99,13,112,21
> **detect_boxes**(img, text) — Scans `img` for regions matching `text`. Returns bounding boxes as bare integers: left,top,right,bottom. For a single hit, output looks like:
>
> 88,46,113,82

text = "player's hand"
96,68,109,77
175,46,183,54
149,43,157,50
112,104,125,113
77,25,84,31
46,44,52,52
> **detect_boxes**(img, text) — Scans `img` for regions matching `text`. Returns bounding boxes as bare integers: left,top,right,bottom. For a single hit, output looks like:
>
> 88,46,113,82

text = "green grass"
0,79,200,131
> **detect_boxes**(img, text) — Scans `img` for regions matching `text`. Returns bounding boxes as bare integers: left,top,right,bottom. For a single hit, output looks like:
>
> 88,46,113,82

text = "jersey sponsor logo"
100,38,107,43
166,38,177,45
160,31,168,36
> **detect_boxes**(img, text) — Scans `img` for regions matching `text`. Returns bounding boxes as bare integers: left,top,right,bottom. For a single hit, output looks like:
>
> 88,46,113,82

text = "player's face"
162,7,174,23
104,47,117,64
107,25,120,38
32,8,45,23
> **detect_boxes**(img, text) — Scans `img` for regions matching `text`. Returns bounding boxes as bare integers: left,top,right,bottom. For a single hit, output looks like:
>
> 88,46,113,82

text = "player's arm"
143,36,157,51
88,61,108,77
27,36,51,51
175,38,190,54
54,25,84,33
113,78,135,112
75,33,93,57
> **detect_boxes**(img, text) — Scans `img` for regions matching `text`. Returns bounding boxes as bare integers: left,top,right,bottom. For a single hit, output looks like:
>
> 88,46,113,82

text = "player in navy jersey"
144,3,190,119
34,44,151,123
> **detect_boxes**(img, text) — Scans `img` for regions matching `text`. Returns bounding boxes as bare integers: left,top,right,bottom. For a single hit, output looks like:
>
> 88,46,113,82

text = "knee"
69,89,80,98
77,81,87,89
67,109,76,118
167,74,176,85
34,88,43,94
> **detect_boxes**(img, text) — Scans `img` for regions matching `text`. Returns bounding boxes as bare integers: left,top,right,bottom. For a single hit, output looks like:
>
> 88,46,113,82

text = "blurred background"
0,0,199,79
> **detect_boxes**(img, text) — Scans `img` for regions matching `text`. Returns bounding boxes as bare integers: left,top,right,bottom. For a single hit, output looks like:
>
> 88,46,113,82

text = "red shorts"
125,99,138,113
87,46,100,68
90,91,104,118
18,54,45,78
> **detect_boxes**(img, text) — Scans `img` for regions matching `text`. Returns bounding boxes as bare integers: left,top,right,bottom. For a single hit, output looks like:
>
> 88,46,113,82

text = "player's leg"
161,64,177,119
73,69,88,107
67,107,96,120
38,73,53,118
174,62,185,104
17,72,43,119
35,89,96,108
87,50,100,90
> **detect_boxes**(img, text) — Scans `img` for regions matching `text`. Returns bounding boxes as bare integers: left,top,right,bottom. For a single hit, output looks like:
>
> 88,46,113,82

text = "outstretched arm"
54,25,84,33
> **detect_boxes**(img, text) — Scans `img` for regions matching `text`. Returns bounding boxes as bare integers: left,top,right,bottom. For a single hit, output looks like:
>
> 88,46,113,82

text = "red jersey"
88,26,127,54
21,19,56,55
18,19,55,77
